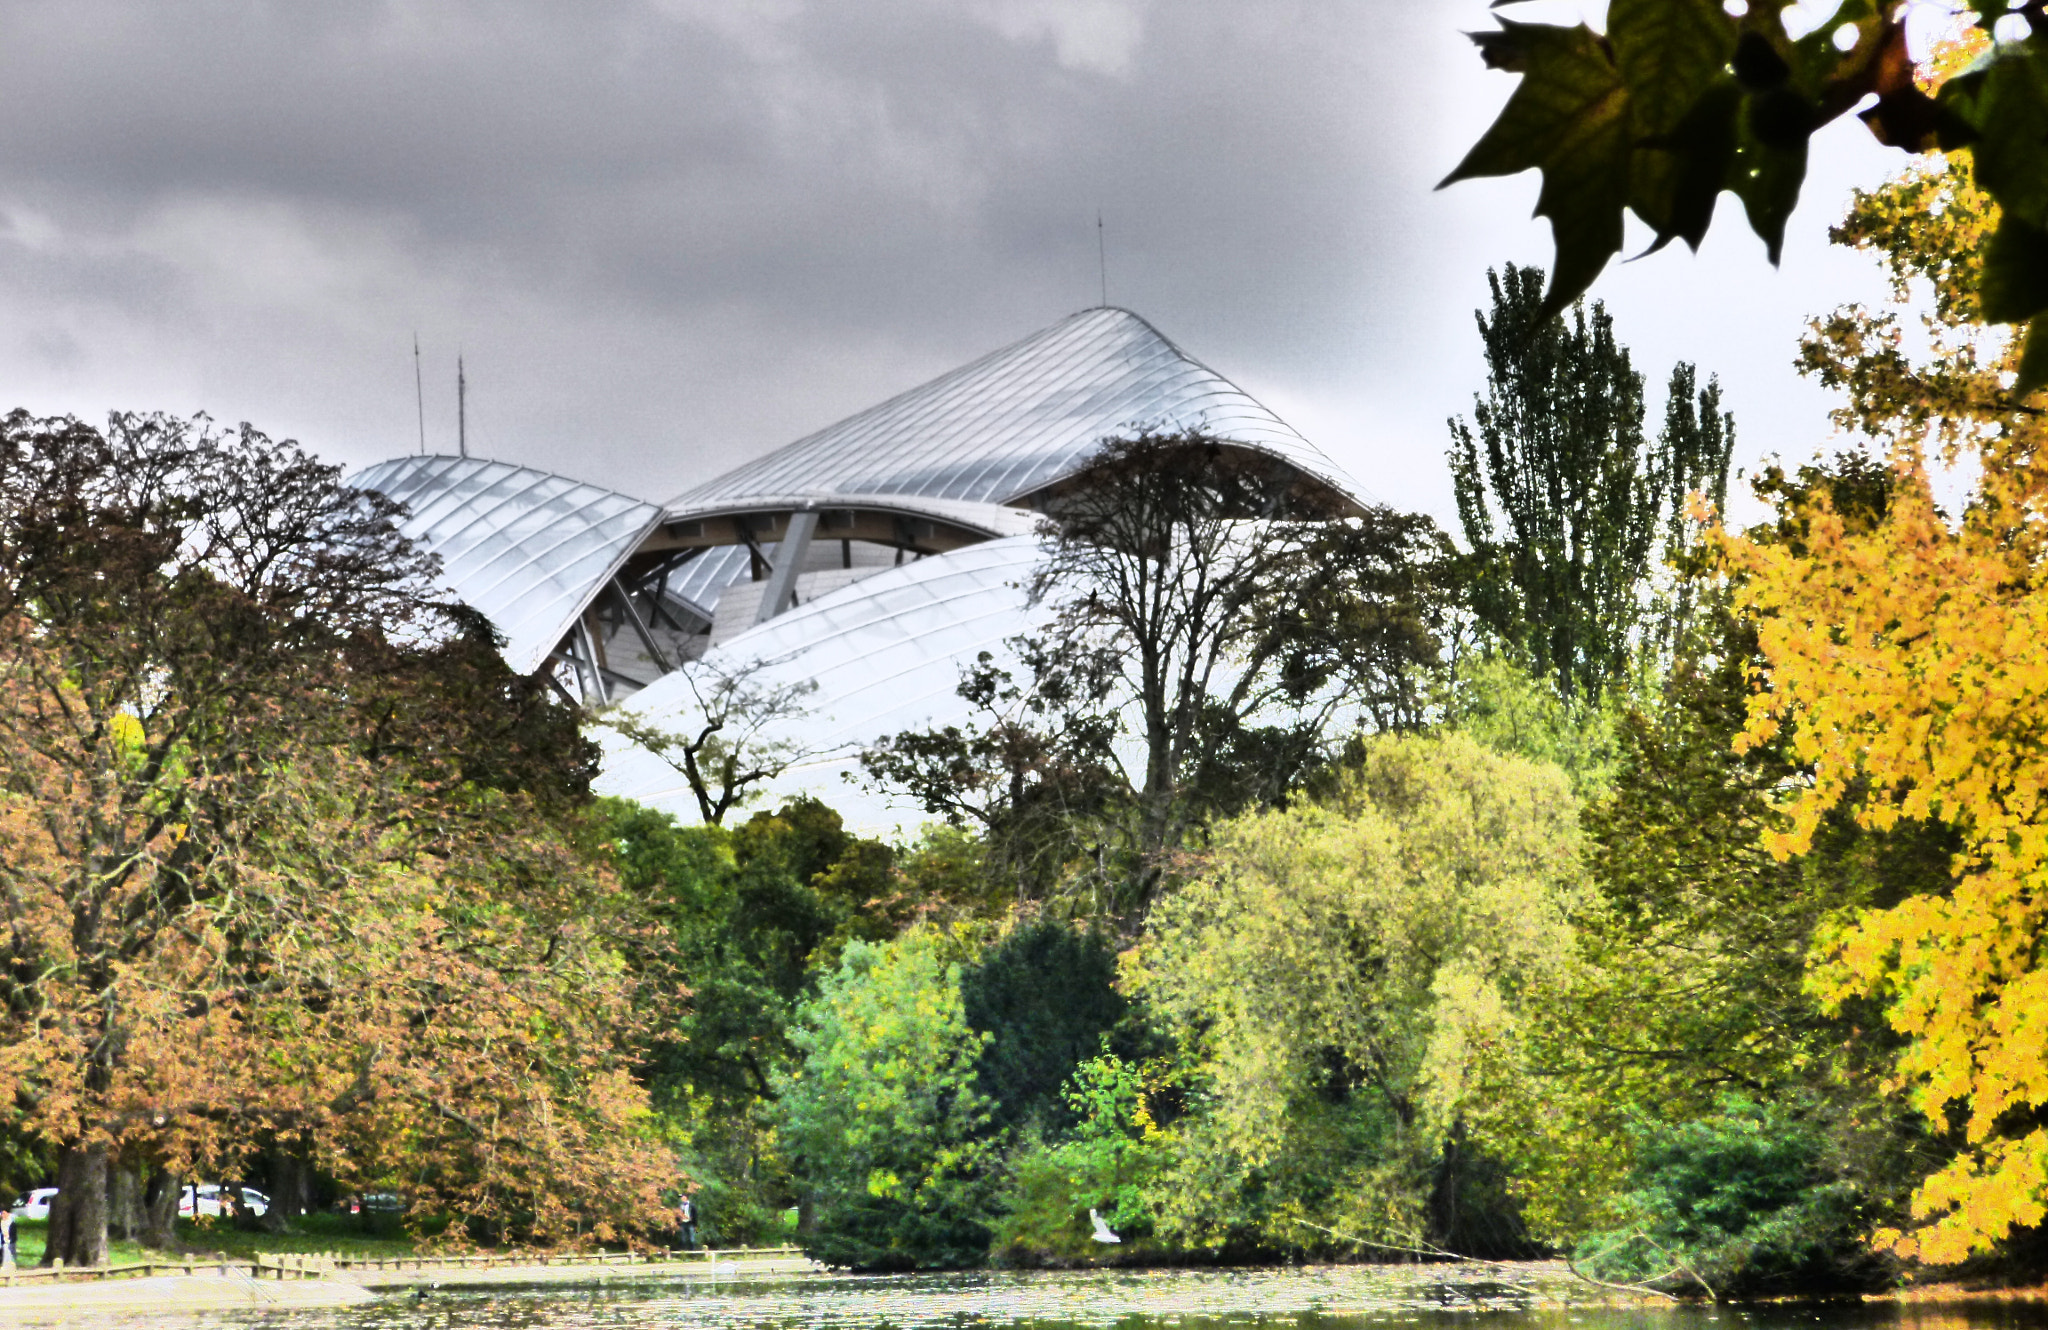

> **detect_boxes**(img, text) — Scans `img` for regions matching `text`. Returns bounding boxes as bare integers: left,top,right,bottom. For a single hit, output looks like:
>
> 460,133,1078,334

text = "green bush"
774,929,1000,1270
991,1051,1170,1263
801,1191,993,1271
961,920,1126,1134
1574,1097,1887,1297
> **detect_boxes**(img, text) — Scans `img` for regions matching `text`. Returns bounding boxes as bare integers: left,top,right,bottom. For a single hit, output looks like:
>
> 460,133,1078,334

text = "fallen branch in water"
1561,1251,1685,1303
1626,1229,1717,1303
1290,1216,1687,1304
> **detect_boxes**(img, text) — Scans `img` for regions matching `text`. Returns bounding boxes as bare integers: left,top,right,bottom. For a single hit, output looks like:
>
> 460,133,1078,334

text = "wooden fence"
321,1245,805,1273
0,1259,324,1284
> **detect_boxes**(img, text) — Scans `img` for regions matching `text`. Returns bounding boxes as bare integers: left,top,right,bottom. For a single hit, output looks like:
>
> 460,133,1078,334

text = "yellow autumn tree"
1716,120,2048,1262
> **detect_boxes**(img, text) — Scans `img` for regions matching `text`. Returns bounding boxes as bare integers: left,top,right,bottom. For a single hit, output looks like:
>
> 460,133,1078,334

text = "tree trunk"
259,1141,311,1233
140,1169,182,1252
234,1181,265,1232
107,1164,142,1241
40,1143,108,1268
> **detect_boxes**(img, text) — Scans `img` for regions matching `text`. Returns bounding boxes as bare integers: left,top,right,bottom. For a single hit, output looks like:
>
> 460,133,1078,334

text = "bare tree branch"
599,653,827,825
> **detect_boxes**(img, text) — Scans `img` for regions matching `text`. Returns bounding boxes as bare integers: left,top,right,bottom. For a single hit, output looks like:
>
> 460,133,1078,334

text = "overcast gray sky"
0,0,1928,527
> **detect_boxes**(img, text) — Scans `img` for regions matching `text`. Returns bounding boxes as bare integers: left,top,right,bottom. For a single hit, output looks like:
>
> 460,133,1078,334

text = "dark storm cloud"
0,0,1906,515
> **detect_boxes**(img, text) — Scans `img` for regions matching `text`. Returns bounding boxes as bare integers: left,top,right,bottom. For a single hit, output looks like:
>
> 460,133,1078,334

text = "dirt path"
0,1270,375,1322
0,1254,821,1323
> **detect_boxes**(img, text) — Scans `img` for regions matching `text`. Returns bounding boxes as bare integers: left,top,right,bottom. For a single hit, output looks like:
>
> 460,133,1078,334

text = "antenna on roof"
1097,210,1108,307
413,334,426,455
457,355,468,459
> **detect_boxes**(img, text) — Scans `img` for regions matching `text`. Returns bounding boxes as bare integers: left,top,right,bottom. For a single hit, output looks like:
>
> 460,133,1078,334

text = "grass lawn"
10,1212,420,1267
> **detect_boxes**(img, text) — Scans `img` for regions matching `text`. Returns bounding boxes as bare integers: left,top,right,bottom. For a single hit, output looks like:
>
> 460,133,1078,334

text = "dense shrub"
1574,1097,1888,1297
775,930,999,1270
961,920,1127,1133
991,1052,1170,1263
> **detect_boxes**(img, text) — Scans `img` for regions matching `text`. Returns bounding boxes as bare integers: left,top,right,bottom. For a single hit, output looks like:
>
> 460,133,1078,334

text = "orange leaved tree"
0,412,676,1265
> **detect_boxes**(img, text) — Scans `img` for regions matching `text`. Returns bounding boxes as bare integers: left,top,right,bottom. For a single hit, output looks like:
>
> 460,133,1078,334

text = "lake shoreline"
0,1270,378,1321
4,1255,2045,1324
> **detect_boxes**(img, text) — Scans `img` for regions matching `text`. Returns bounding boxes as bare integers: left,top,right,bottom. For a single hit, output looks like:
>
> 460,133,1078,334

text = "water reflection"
42,1263,2048,1330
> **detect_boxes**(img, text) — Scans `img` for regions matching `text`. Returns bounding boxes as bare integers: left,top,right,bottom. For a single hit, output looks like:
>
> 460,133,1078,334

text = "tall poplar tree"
1448,264,1733,702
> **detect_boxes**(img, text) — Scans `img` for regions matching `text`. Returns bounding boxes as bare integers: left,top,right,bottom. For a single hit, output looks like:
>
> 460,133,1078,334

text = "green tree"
856,649,1127,906
1448,264,1733,703
599,656,822,825
1498,587,1946,1247
867,433,1452,916
959,919,1128,1134
1125,732,1582,1257
1033,433,1448,861
1575,1097,1886,1298
599,795,956,1244
775,929,999,1270
1433,653,1623,799
990,1050,1174,1262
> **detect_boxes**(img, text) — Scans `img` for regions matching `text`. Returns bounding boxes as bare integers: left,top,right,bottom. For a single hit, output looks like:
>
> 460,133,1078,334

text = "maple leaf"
1610,0,1735,138
1441,19,1631,315
1451,2,2048,395
1980,213,2048,327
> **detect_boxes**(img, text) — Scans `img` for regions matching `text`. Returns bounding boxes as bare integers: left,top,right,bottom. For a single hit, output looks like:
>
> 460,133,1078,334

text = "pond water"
41,1263,2048,1330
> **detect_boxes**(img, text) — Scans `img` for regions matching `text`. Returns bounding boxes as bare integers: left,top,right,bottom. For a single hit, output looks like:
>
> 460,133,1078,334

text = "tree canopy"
1449,264,1733,701
0,411,671,1264
1125,731,1581,1256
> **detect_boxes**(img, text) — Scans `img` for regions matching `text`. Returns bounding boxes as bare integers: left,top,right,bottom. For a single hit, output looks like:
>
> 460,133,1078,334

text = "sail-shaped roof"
666,306,1366,514
351,455,662,677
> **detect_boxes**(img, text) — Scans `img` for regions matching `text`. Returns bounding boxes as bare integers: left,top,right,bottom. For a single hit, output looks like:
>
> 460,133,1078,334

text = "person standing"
0,1204,16,1269
675,1193,696,1250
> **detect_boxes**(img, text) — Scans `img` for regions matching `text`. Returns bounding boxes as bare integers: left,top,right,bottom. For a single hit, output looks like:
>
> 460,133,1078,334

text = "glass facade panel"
351,456,662,676
595,537,1048,827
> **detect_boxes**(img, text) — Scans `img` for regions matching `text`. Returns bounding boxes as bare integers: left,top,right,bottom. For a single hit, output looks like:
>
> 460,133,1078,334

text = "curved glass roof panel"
667,307,1368,513
596,536,1050,827
352,455,663,677
665,544,752,620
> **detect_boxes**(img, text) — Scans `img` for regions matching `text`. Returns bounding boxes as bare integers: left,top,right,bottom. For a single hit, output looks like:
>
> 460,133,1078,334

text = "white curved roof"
595,536,1050,828
352,455,662,676
667,307,1366,513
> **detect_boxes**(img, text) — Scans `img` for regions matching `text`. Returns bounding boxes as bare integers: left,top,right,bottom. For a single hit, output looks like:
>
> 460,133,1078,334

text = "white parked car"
7,1188,57,1219
9,1182,272,1221
179,1184,269,1218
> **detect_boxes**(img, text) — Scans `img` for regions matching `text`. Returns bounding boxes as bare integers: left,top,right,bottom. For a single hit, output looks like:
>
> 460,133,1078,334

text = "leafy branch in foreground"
1446,2,2048,392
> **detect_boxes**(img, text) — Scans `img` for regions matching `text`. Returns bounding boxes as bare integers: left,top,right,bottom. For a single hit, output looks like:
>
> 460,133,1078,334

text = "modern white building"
353,307,1368,828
